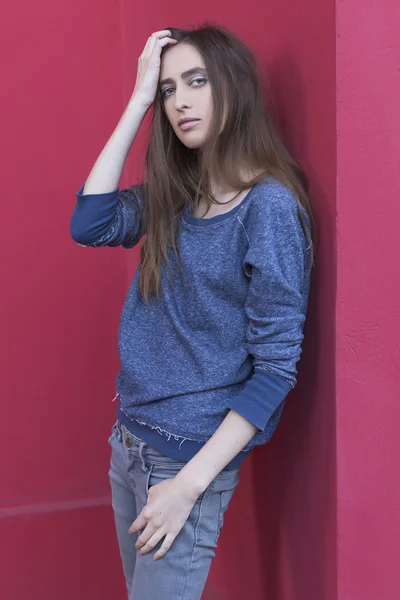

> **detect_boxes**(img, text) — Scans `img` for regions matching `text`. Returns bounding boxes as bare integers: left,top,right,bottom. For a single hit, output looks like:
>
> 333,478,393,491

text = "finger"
153,533,176,561
158,37,177,47
137,528,166,555
135,523,157,550
153,29,174,38
143,30,174,58
147,35,176,58
128,512,147,534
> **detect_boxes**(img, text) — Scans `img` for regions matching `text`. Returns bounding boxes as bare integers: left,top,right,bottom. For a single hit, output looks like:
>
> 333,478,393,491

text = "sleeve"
69,181,145,248
226,184,312,432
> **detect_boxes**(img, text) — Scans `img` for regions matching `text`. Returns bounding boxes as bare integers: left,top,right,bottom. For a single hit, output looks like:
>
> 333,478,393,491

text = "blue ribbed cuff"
226,367,292,431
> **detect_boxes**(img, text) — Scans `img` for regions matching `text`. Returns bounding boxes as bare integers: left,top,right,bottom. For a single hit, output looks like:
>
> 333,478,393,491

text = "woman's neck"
209,167,264,197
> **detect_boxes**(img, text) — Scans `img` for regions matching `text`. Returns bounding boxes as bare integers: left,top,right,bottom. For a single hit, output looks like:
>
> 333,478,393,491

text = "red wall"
2,1,397,599
336,1,400,598
0,2,131,598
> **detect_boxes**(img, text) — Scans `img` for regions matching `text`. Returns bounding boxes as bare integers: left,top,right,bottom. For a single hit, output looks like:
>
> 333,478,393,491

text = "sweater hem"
118,401,206,447
116,401,251,470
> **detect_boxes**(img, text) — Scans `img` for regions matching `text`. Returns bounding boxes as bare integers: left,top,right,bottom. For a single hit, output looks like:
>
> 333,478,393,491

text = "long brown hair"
138,22,316,303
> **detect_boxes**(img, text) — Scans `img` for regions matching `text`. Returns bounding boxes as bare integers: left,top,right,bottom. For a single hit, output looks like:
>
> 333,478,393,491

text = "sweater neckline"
182,180,263,227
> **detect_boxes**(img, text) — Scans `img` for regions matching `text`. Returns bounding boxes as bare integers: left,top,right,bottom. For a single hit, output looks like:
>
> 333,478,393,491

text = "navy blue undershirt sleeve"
70,181,145,248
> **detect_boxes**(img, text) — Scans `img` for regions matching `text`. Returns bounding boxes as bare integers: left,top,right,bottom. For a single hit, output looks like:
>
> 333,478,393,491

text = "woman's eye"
161,77,207,99
192,76,207,87
161,87,173,98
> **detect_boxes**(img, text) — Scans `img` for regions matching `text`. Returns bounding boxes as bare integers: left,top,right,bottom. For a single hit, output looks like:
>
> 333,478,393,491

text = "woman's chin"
177,136,204,150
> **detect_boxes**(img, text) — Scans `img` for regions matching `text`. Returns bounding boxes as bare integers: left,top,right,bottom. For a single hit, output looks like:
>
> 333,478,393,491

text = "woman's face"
159,43,215,149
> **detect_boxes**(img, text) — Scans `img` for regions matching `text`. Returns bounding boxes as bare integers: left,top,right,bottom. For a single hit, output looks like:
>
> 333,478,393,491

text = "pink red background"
1,1,399,599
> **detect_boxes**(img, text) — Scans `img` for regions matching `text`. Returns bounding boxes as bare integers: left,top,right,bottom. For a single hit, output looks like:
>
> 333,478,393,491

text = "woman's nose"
174,88,191,110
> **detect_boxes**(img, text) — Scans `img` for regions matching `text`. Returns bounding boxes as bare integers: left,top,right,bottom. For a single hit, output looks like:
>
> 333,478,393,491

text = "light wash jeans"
108,419,241,600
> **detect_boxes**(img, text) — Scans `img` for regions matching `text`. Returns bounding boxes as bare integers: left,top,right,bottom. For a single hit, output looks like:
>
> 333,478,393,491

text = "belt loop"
138,440,148,472
116,420,123,442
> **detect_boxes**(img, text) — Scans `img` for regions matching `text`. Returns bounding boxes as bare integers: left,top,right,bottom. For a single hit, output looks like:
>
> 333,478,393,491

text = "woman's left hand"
128,476,201,560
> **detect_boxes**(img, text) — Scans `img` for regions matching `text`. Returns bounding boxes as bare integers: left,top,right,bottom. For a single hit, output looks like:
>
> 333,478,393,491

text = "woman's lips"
179,119,200,131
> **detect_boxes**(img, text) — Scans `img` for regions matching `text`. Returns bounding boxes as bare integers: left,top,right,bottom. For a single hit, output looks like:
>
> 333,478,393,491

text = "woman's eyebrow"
159,67,207,87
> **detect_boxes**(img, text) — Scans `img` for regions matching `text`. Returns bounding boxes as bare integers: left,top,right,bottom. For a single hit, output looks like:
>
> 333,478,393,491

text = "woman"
70,23,315,600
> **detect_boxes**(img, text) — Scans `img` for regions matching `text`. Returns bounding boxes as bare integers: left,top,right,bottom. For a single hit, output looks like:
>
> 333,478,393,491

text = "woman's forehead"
160,43,205,80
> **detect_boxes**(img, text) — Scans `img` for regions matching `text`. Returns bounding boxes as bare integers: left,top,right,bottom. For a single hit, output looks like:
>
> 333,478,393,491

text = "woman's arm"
70,30,178,246
69,95,150,247
81,94,150,195
176,184,312,495
80,28,177,194
174,409,258,496
130,410,258,561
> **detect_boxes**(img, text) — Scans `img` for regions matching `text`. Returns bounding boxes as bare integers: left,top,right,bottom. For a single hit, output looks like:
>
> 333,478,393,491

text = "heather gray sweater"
70,176,311,470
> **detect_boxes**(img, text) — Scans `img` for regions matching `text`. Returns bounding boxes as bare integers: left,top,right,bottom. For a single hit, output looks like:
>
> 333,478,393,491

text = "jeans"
108,419,241,600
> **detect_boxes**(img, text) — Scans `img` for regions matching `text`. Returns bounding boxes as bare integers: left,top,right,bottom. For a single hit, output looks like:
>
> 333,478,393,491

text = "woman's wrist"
128,92,152,112
173,469,207,501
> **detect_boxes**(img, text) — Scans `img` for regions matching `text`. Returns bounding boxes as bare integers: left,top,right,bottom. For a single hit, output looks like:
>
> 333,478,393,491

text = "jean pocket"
214,470,240,539
216,486,236,538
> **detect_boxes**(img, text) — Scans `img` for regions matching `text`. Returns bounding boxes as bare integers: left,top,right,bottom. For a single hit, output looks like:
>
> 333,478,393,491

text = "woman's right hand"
132,30,178,108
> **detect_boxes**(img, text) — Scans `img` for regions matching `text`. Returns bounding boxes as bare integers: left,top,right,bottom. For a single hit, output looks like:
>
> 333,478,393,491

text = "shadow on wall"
251,51,337,600
201,581,225,599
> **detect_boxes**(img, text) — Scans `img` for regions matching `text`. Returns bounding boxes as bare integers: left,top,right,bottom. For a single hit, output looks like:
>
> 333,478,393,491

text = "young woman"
70,23,315,600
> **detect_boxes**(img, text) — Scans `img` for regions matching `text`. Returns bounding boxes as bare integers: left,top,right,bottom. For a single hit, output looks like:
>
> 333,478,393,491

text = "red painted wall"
336,2,400,599
0,2,131,598
2,1,397,599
